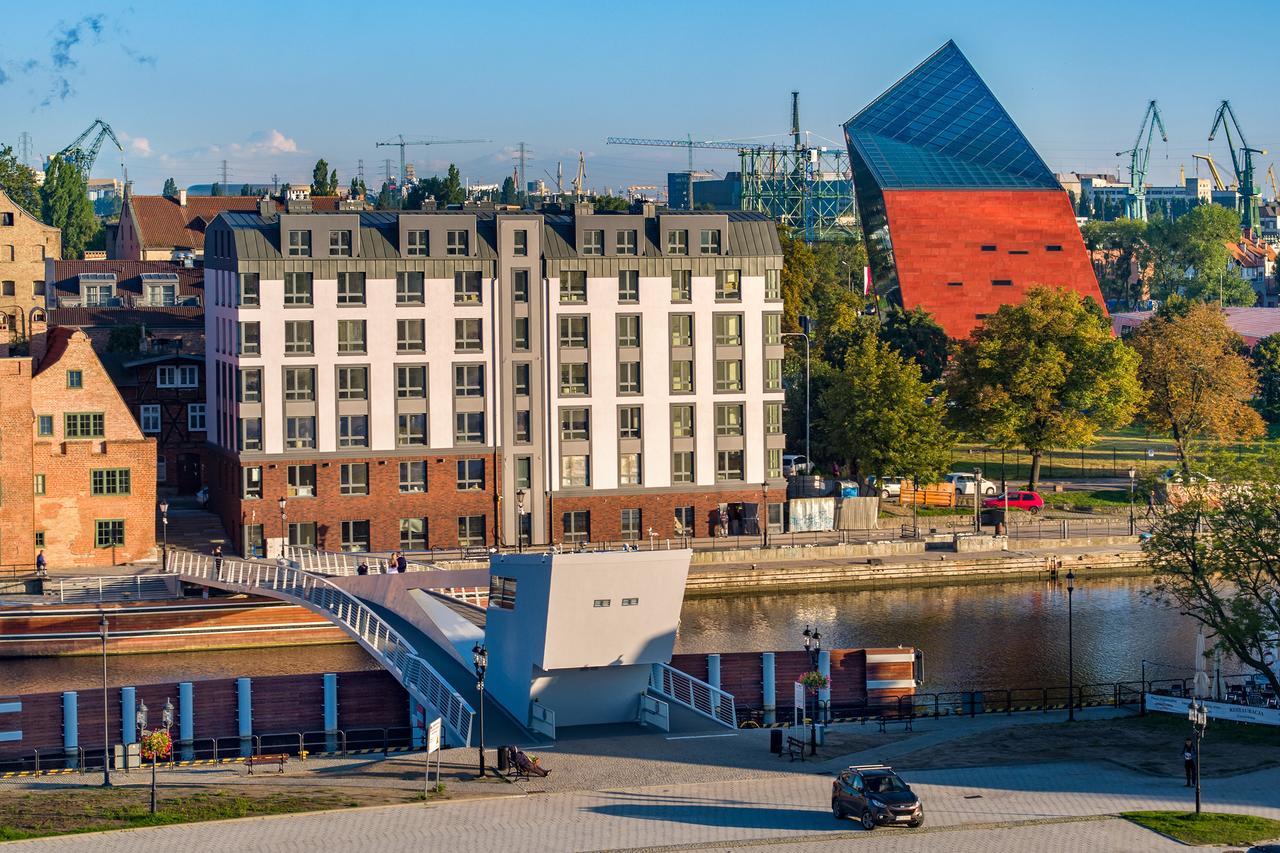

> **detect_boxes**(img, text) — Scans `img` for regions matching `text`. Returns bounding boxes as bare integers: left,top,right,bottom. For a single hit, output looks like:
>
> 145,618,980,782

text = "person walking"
212,545,224,580
396,552,407,573
1182,737,1196,787
35,550,47,578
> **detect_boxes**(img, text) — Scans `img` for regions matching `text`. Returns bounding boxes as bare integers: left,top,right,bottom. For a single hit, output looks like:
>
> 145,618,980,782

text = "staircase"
164,507,230,553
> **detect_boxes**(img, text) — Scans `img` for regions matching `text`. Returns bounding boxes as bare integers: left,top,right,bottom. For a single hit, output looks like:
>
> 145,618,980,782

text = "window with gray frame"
618,269,639,302
337,272,365,305
672,450,694,483
285,416,317,450
456,459,485,490
446,230,469,256
514,363,531,396
397,412,427,446
675,505,695,536
239,417,262,451
284,367,315,401
396,271,425,304
619,452,642,485
513,317,530,351
515,456,532,489
406,230,428,256
621,508,641,540
763,312,782,344
715,403,744,436
767,447,783,479
284,320,313,354
560,407,590,441
515,410,531,443
287,464,316,497
338,414,368,448
667,229,688,255
454,363,485,397
513,229,528,256
341,520,370,552
455,412,485,444
397,365,426,398
616,229,638,256
714,314,743,346
619,406,641,439
288,522,317,547
671,404,694,438
559,316,588,348
458,515,486,546
454,271,482,304
397,319,425,353
716,449,745,481
617,315,640,347
670,360,693,393
287,230,311,256
400,518,428,549
329,230,352,256
337,366,368,400
340,462,369,495
238,273,260,306
699,229,721,254
513,269,529,303
242,466,262,499
618,361,641,394
715,269,741,301
455,318,483,352
560,363,589,395
284,272,313,306
714,359,743,392
670,314,693,346
399,460,427,493
337,319,366,354
239,322,261,355
765,401,783,434
581,229,604,256
562,510,590,543
560,455,589,488
559,270,586,303
765,269,781,300
764,358,782,390
671,269,692,302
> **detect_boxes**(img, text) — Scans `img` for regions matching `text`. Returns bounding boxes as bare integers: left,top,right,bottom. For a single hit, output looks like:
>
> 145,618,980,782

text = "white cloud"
129,137,152,157
230,129,299,156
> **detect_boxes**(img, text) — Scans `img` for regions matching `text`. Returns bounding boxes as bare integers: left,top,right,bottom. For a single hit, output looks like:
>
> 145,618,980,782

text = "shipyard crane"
374,135,489,185
1208,100,1268,234
1266,164,1279,202
606,134,757,173
1116,100,1167,221
1192,154,1229,191
58,118,122,178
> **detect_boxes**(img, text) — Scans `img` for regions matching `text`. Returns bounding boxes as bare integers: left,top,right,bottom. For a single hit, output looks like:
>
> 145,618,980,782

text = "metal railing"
48,576,172,603
650,662,736,729
283,546,443,575
167,549,473,747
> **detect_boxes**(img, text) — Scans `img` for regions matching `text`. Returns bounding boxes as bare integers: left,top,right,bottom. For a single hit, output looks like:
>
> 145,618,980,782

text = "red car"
982,491,1044,514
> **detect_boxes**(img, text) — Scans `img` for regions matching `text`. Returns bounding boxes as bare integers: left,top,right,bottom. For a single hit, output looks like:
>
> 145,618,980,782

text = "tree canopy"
311,159,339,197
162,177,178,198
592,194,630,212
1251,332,1280,424
0,144,41,217
500,176,519,205
879,306,949,383
39,155,98,259
405,164,464,208
945,287,1142,490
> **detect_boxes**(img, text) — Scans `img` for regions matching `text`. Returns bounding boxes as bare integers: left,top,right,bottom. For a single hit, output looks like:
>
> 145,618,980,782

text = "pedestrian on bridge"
35,551,46,578
212,545,224,580
396,552,408,573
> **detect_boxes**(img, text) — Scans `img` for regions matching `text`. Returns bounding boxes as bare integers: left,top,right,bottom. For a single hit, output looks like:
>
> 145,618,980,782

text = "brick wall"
0,188,60,338
670,648,875,714
552,485,771,542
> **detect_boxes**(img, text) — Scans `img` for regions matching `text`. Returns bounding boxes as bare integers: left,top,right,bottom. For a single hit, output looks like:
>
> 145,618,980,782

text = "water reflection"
676,576,1211,691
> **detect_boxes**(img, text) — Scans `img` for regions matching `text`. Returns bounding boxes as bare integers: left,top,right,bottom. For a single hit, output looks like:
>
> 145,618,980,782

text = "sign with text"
426,717,442,754
1145,693,1280,727
794,681,806,726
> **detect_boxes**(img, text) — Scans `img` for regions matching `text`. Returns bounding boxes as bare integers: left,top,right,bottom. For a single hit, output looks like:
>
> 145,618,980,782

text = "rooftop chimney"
258,198,278,218
573,200,594,218
642,202,657,219
178,188,187,207
421,198,437,211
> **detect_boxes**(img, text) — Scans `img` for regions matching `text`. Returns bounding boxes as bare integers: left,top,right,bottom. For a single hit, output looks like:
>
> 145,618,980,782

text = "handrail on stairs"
649,662,736,729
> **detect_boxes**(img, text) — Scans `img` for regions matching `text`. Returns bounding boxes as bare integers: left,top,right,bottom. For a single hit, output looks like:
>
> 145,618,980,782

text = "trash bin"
770,729,783,754
496,745,510,772
814,724,826,746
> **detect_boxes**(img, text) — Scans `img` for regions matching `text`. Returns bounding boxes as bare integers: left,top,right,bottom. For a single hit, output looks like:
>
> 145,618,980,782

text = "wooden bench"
877,714,914,734
245,753,288,775
781,735,807,762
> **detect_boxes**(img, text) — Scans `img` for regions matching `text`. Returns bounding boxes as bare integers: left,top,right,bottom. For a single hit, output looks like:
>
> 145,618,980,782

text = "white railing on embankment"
650,662,736,729
166,550,473,747
282,546,444,576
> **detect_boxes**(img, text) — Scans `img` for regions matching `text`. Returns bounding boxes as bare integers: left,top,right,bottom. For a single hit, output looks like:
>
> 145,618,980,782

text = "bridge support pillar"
761,653,776,726
818,650,831,723
706,654,721,690
120,687,137,748
323,673,338,754
236,677,252,757
409,700,425,749
178,682,194,761
61,691,78,767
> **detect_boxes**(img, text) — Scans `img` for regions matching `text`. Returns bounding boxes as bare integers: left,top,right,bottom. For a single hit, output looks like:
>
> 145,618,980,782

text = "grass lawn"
1044,489,1130,511
1122,810,1280,846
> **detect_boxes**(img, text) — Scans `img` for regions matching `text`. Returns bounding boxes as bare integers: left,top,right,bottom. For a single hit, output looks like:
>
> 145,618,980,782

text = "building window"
622,597,639,606
329,230,352,257
764,358,783,391
288,522,317,547
1046,244,1063,252
188,403,207,431
515,410,531,443
397,413,428,446
406,230,428,256
287,230,311,256
560,454,590,488
562,511,590,543
767,447,783,479
337,414,368,448
715,270,741,301
446,230,469,256
338,319,367,354
765,401,783,434
284,272,313,306
33,280,45,297
340,520,370,552
458,515,486,547
239,417,263,451
397,319,426,353
145,281,177,306
95,520,126,548
947,281,963,287
616,230,638,256
670,314,693,347
455,318,483,352
66,412,105,438
670,360,694,393
337,366,368,400
285,416,317,450
91,468,132,496
667,230,688,255
239,368,262,402
621,508,641,540
37,415,53,436
337,272,366,305
489,575,517,610
675,505,695,536
457,459,485,491
716,449,745,481
617,315,640,348
581,229,604,256
341,463,369,496
559,270,587,303
763,313,781,345
399,461,427,493
284,320,314,355
513,269,530,303
34,473,45,496
991,279,1013,287
515,456,532,489
618,269,639,302
514,363,531,396
558,316,588,349
156,456,167,482
671,269,692,302
400,518,428,549
671,405,694,438
715,403,744,436
284,367,315,401
34,531,45,548
397,365,427,398
455,412,485,444
242,466,262,499
0,212,11,226
513,229,528,256
618,361,641,394
619,405,642,439
765,268,782,300
593,599,611,608
157,365,200,388
396,271,425,304
454,363,485,397
559,363,589,396
699,229,721,254
287,464,316,497
513,317,530,351
980,244,997,252
84,282,114,306
560,407,590,441
714,314,742,346
454,271,482,304
619,452,642,485
714,359,743,392
672,450,694,484
238,322,261,356
66,370,83,389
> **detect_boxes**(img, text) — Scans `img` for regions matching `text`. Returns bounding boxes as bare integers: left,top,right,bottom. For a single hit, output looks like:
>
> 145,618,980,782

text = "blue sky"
2,0,1276,194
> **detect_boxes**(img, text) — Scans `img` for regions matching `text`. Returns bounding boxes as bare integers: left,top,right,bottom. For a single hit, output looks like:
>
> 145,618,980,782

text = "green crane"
57,118,123,178
1209,100,1267,234
1116,100,1167,221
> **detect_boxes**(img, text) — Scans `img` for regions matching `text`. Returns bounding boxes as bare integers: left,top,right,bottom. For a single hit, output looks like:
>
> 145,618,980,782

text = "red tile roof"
127,195,261,251
47,259,204,299
1112,308,1280,348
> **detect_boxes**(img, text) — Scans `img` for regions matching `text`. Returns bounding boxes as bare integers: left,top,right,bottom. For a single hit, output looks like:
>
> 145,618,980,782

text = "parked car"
982,491,1044,514
832,764,924,829
944,472,998,496
1158,468,1216,485
871,476,905,499
782,454,812,477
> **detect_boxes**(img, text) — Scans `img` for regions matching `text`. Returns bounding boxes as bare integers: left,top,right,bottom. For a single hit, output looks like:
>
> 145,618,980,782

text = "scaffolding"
739,144,857,242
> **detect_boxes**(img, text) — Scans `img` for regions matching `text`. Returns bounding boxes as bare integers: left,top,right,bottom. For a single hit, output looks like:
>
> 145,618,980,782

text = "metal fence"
650,662,737,729
45,575,172,603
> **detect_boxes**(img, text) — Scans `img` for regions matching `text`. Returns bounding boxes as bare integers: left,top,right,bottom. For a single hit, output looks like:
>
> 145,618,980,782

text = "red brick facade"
882,189,1105,339
551,486,774,543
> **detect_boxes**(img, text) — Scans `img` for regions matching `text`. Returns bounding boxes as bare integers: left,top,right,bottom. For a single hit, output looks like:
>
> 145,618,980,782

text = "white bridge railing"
282,546,444,576
650,662,737,729
167,550,474,747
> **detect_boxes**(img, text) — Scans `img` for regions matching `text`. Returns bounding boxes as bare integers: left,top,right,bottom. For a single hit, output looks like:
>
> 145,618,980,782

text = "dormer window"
616,229,638,255
667,229,688,255
581,229,604,256
287,230,311,257
699,229,721,255
406,230,428,256
329,230,352,257
446,230,469,256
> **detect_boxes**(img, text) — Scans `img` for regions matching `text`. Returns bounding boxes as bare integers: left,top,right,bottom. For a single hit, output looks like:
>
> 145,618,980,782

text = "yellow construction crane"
1192,153,1230,191
1267,164,1279,201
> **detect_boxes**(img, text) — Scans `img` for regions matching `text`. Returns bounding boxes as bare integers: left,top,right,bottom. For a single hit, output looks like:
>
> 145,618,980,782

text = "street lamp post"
1188,697,1207,814
762,482,769,548
802,625,822,756
1128,466,1137,536
515,489,527,552
472,643,487,778
137,697,175,814
99,614,111,787
159,498,170,573
973,467,983,533
1066,569,1076,722
277,496,287,559
781,330,811,479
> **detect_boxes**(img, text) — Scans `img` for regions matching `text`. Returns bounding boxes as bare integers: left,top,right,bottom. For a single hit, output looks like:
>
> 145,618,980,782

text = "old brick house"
0,187,60,339
0,320,156,571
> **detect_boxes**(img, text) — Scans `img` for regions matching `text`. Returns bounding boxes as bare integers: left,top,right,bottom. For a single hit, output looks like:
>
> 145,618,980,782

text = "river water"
1,576,1213,696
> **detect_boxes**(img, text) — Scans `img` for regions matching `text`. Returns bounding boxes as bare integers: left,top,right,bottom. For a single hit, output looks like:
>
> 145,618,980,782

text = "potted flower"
140,729,172,763
800,670,828,693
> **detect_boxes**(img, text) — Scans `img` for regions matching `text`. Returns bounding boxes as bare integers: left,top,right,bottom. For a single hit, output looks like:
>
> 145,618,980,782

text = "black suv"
831,764,924,829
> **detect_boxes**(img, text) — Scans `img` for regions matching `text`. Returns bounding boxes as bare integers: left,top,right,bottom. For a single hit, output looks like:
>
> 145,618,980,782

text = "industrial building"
843,40,1105,338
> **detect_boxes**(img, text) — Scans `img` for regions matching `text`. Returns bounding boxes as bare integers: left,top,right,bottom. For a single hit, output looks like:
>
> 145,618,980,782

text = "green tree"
500,176,518,205
239,184,253,196
348,177,366,199
39,155,99,259
0,144,41,217
1131,302,1265,477
818,334,953,490
879,306,949,383
311,159,338,196
1148,203,1255,306
106,324,142,354
1251,332,1280,423
592,194,630,212
1081,218,1151,307
162,177,178,198
946,287,1142,490
210,182,225,197
376,181,394,210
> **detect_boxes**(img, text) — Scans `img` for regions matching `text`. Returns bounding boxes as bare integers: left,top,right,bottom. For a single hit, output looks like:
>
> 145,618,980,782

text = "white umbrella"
1193,627,1210,699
